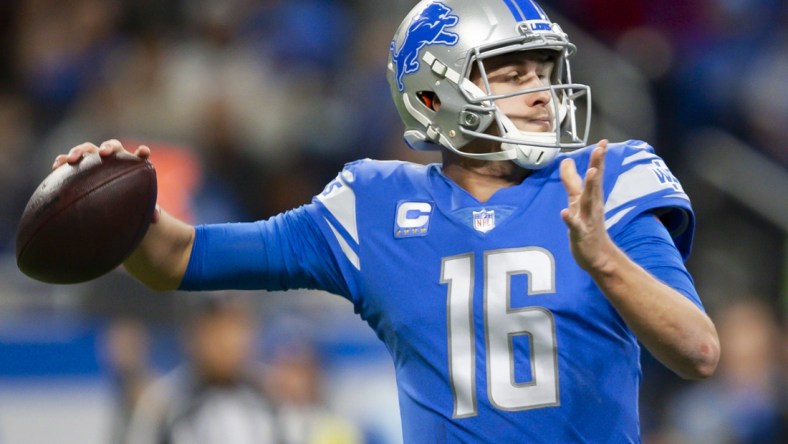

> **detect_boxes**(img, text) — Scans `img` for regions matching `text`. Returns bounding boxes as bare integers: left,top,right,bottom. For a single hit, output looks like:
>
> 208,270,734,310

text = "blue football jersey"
303,140,696,443
180,139,700,443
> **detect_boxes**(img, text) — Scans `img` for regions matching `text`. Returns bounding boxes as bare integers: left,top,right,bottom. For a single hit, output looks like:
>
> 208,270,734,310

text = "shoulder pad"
603,140,695,259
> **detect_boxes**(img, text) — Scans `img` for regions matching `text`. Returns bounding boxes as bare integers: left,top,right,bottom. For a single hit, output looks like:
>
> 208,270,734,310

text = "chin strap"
456,80,564,170
499,115,560,169
438,114,562,168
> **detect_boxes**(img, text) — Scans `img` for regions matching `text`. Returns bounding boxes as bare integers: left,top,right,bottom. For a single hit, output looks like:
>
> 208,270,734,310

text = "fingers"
559,158,583,230
101,140,151,160
560,140,608,228
559,207,575,227
52,139,149,170
583,140,607,204
559,158,583,198
53,142,98,169
52,155,68,170
99,139,125,156
133,145,151,160
589,139,608,173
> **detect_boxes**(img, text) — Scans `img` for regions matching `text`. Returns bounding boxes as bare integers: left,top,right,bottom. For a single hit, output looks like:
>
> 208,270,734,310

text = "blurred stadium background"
0,1,785,443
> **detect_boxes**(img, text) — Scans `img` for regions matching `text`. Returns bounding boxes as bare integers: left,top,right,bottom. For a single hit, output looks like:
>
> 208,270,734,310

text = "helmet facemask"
455,37,592,169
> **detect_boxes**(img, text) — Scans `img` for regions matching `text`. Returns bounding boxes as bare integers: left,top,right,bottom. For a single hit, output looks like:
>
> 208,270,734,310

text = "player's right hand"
52,139,151,170
52,139,159,223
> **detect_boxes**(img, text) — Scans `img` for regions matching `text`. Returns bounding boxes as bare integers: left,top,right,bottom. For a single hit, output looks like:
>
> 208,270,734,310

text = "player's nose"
523,79,551,108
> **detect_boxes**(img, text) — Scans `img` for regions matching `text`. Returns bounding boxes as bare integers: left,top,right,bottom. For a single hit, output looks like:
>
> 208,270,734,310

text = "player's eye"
538,65,556,85
505,71,527,84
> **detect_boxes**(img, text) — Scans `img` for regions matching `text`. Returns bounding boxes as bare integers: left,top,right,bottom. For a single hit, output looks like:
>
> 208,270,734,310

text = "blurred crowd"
0,0,786,443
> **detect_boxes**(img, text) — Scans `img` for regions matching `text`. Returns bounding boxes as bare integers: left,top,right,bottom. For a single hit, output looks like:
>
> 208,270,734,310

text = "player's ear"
417,91,441,111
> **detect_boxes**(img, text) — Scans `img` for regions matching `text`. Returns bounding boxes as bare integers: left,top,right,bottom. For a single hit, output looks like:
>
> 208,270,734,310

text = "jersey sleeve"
178,205,351,298
603,140,695,260
612,211,704,310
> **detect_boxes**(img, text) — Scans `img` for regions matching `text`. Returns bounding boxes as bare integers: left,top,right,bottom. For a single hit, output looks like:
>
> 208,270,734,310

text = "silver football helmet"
387,0,591,169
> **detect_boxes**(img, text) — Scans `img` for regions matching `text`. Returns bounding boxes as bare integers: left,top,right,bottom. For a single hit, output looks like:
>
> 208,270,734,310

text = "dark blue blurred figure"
660,298,785,444
239,0,354,78
671,0,785,157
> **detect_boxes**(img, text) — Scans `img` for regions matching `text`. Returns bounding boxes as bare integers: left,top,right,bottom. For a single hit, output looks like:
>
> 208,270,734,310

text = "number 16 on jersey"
441,248,560,418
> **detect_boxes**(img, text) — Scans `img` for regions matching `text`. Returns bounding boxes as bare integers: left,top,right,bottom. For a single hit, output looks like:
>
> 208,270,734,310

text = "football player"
54,0,719,441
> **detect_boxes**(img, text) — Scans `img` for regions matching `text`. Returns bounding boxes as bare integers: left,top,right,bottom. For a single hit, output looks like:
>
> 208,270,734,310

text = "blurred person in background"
124,294,280,444
0,91,36,253
657,297,786,444
740,30,788,167
668,0,786,164
12,0,124,131
102,317,156,444
263,333,362,444
53,0,720,441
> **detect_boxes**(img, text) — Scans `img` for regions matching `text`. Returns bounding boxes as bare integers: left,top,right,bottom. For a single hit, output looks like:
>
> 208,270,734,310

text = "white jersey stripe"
325,217,360,270
317,174,359,243
604,206,635,230
604,162,688,214
621,150,654,167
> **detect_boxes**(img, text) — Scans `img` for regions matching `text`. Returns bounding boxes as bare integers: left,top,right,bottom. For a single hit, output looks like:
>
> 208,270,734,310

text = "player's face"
474,51,556,133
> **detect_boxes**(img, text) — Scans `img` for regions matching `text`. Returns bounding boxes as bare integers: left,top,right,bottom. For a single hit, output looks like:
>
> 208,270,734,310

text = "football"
16,150,157,284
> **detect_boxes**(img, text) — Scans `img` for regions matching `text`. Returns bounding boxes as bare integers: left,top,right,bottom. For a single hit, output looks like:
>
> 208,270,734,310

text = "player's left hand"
559,139,615,272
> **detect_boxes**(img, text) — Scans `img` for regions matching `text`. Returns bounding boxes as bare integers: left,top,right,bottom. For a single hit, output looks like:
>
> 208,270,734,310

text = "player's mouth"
513,116,553,131
529,117,553,128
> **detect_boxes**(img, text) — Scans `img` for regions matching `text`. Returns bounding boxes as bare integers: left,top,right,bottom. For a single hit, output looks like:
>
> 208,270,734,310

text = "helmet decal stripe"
513,0,548,21
501,0,524,21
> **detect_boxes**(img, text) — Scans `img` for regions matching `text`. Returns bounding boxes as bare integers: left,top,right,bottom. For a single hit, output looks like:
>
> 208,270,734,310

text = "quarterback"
54,0,719,442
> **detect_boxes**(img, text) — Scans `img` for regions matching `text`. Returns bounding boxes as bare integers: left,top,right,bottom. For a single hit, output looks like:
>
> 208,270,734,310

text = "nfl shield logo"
472,209,495,233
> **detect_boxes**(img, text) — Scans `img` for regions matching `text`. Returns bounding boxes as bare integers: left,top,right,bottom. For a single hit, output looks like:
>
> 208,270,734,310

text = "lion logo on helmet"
390,2,459,92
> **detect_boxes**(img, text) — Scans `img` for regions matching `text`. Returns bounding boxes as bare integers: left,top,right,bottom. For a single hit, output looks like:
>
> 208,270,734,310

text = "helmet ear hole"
417,91,441,111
